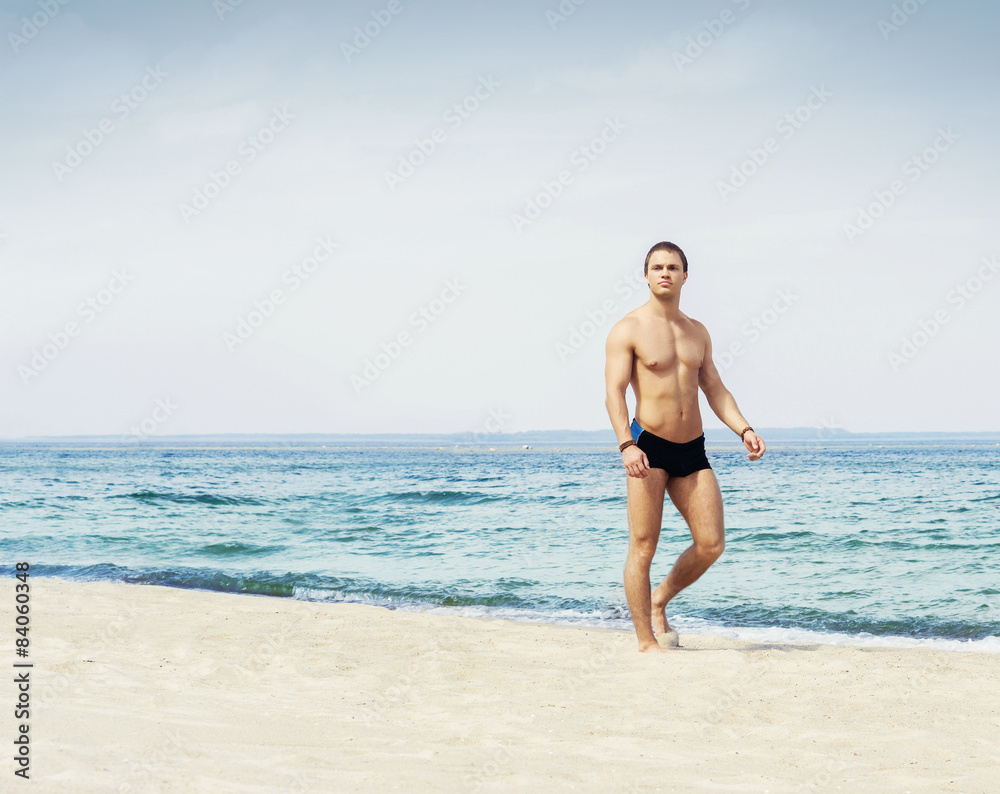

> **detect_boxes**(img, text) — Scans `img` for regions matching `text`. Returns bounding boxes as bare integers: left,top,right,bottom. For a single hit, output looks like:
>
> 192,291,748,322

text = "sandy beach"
5,577,998,792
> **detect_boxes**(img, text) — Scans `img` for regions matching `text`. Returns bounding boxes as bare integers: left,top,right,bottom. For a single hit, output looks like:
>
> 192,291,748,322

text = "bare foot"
656,629,679,648
637,641,678,653
650,588,670,635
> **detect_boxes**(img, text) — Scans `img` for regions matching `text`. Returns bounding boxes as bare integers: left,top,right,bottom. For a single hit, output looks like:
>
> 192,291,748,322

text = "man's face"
645,251,687,295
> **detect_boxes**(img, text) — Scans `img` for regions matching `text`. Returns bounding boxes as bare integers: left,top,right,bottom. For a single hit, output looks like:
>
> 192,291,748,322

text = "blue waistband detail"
630,418,643,443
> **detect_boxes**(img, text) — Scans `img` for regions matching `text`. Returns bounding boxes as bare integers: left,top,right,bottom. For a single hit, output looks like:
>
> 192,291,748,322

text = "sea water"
2,439,998,652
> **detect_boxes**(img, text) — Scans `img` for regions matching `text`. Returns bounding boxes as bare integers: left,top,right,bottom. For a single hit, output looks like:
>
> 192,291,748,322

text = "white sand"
5,578,999,792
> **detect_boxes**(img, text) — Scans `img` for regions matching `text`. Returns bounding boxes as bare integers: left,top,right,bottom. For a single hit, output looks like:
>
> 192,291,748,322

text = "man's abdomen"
633,381,704,443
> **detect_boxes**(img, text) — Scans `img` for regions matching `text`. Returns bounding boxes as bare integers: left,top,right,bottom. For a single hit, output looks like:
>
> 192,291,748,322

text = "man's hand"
743,431,766,461
622,445,651,477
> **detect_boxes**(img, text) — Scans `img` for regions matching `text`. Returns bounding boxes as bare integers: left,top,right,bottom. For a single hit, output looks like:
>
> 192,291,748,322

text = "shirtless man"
604,241,766,653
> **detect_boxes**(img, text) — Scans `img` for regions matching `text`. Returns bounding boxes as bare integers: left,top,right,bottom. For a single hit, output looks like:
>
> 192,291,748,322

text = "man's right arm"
604,321,635,447
605,322,650,477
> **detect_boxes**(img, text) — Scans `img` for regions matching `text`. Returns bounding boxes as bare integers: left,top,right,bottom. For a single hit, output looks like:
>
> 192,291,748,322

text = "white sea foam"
383,601,1000,654
666,616,1000,654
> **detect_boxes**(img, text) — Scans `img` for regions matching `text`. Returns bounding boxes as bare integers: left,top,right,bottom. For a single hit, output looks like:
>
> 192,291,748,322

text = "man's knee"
696,536,724,561
626,539,657,566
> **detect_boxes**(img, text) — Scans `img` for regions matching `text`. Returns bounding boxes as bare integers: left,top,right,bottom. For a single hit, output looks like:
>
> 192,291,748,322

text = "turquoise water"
2,440,998,651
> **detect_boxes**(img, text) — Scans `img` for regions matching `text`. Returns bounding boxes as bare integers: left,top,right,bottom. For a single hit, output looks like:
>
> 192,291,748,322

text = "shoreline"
6,577,999,791
28,574,1000,655
382,601,1000,654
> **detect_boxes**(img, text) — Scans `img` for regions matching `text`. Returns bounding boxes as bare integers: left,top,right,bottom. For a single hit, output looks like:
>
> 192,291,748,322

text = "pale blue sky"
2,0,998,437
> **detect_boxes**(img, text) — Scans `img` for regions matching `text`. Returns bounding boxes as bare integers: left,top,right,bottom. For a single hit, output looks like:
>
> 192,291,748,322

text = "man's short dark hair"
644,241,688,275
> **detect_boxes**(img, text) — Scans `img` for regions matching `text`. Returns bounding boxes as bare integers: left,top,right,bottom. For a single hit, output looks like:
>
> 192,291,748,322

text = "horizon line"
3,427,1000,443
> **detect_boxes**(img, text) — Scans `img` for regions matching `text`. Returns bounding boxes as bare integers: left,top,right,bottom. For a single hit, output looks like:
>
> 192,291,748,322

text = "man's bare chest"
634,332,704,375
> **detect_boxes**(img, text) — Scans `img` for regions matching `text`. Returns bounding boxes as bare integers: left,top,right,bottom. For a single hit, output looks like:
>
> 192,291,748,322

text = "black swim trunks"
630,418,712,478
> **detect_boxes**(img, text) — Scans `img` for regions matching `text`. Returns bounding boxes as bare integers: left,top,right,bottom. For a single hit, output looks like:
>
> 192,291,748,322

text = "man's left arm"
697,324,766,461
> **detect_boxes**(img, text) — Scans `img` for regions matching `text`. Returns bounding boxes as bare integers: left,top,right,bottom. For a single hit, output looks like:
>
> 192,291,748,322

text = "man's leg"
624,467,674,652
650,468,725,635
